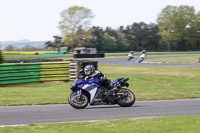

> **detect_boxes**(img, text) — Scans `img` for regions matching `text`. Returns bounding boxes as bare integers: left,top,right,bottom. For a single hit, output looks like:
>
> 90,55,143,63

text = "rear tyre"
138,58,143,63
68,92,88,109
117,88,135,107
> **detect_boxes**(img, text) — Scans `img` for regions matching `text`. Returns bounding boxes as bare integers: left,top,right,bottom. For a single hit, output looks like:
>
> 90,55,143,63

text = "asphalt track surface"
88,55,200,68
0,99,200,126
0,55,200,126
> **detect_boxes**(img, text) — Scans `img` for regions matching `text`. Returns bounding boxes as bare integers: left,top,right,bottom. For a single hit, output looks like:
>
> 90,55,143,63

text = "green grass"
0,65,200,106
1,115,200,133
99,65,200,101
145,56,199,63
0,82,71,106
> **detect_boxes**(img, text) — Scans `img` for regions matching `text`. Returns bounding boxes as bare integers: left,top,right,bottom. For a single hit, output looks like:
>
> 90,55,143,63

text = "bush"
0,49,5,64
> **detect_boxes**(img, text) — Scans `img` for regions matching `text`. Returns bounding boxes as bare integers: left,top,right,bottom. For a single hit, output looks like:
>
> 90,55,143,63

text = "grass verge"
0,82,71,106
0,65,200,106
145,56,199,63
1,115,200,133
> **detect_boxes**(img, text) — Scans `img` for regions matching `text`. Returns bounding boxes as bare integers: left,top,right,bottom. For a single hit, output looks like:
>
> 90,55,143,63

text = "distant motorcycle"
127,51,134,61
68,70,135,109
127,56,134,61
136,57,145,63
136,53,146,63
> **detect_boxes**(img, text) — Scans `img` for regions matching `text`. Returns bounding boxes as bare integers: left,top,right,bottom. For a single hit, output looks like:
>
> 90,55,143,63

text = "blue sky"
0,0,200,41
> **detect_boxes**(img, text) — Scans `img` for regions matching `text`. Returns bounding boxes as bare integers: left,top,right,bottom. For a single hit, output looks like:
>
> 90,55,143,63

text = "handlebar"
120,77,129,83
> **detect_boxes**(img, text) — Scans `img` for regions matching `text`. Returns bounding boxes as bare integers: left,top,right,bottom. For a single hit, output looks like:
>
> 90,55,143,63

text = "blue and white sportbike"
136,53,146,63
68,70,135,109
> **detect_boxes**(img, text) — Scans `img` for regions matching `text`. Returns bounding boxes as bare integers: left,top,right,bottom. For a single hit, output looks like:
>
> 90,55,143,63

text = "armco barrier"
5,59,64,63
0,62,70,85
40,62,70,81
0,60,98,85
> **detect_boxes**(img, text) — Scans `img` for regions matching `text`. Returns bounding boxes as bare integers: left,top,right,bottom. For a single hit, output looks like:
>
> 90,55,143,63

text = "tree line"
47,5,200,52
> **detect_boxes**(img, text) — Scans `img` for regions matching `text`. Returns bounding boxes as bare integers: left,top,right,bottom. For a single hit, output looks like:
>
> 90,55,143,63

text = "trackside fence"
0,60,97,85
0,62,70,85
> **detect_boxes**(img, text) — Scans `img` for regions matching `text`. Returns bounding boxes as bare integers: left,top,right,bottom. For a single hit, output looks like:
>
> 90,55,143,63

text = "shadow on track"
85,105,143,110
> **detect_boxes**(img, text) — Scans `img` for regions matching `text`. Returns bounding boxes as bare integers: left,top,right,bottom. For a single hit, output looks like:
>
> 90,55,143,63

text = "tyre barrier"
42,52,70,55
73,53,105,58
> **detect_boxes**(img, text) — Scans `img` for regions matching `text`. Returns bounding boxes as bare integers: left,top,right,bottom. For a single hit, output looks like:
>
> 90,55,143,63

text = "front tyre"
117,88,135,107
68,92,88,109
127,57,133,61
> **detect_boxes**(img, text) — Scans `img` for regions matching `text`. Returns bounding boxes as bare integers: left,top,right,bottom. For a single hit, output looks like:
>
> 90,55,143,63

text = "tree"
124,22,161,51
124,22,145,51
185,11,200,50
102,33,117,52
45,36,66,52
70,27,93,47
116,30,129,51
59,6,94,50
157,5,198,51
5,45,15,51
105,27,129,51
89,26,105,52
0,49,4,64
143,23,161,51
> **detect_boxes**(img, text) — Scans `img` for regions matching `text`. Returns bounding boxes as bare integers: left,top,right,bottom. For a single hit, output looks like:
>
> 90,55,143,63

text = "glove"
101,76,107,81
85,76,92,81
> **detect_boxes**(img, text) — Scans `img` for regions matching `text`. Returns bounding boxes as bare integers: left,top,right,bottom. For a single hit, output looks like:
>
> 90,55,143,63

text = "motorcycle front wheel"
117,88,135,107
68,92,88,109
127,57,133,61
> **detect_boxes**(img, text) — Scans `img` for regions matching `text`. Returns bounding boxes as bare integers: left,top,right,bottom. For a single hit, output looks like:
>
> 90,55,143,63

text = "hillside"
0,40,46,50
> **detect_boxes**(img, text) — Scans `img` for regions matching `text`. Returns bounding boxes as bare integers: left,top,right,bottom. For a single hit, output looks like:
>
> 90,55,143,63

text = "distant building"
74,47,96,54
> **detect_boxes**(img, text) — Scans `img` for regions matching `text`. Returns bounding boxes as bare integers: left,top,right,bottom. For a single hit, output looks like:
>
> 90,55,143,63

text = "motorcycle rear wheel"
68,92,88,109
137,58,144,63
117,88,135,107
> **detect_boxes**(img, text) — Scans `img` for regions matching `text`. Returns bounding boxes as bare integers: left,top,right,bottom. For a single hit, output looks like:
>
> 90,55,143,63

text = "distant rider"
127,51,134,61
136,49,147,63
139,50,147,59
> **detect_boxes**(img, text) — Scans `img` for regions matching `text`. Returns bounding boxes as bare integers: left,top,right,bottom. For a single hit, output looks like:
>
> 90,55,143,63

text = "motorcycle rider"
83,64,111,88
136,49,147,63
140,50,147,58
127,51,134,61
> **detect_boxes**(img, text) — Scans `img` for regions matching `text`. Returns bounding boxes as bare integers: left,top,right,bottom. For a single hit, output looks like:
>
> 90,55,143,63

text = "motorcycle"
127,51,134,61
136,53,146,63
68,70,135,109
127,55,134,61
136,57,145,63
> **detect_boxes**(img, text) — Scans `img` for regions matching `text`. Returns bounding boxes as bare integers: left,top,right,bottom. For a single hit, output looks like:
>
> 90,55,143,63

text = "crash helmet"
142,50,146,53
130,51,134,54
84,65,95,75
